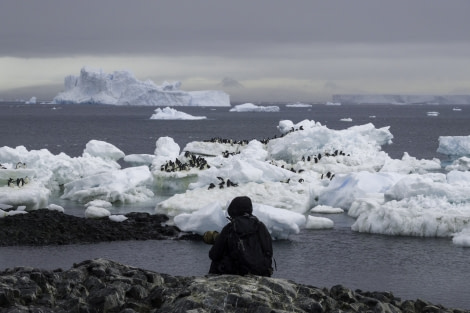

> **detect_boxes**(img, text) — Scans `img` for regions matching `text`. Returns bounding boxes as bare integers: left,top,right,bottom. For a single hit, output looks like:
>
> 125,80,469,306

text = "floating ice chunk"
150,107,206,120
452,227,470,247
351,195,470,237
310,205,344,214
173,201,227,235
318,171,404,210
154,137,180,158
85,206,111,218
305,215,334,229
83,140,125,161
437,135,470,156
189,157,293,190
445,156,470,171
123,154,156,166
286,102,312,108
340,118,352,122
174,201,305,240
62,166,154,203
384,173,470,203
157,181,311,217
0,182,50,210
380,152,441,174
230,103,280,112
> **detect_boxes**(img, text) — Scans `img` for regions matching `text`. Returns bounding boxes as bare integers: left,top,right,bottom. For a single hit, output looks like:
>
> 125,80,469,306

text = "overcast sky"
1,0,469,102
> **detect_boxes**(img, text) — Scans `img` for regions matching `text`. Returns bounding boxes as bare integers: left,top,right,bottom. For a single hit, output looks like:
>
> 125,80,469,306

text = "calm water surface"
0,102,470,309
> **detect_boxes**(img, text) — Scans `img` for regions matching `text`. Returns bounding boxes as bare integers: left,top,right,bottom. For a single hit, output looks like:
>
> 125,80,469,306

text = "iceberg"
230,103,280,112
332,94,470,105
437,135,470,156
150,107,206,120
52,67,230,107
4,117,470,245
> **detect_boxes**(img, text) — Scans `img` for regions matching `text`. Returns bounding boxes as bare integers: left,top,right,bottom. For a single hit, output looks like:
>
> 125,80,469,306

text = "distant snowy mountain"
332,94,470,105
52,67,230,106
217,77,244,88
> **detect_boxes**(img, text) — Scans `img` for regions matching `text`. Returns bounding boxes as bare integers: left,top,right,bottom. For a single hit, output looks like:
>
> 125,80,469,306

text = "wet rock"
0,209,193,246
0,258,467,313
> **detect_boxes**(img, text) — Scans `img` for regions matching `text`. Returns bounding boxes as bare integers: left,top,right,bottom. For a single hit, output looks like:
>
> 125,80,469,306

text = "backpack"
227,215,274,276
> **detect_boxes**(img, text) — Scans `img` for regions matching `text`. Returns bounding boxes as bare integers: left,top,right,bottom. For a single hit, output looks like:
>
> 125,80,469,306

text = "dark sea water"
1,102,470,309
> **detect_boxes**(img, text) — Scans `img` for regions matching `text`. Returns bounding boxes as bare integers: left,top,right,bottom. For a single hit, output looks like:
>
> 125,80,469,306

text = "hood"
227,196,253,218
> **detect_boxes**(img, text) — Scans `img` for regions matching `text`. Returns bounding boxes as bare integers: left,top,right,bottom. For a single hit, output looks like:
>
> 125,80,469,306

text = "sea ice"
3,117,470,245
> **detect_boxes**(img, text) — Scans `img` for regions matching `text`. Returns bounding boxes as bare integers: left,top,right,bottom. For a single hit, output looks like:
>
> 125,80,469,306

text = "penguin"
298,178,304,183
16,178,24,187
7,178,14,187
208,183,216,190
227,179,238,187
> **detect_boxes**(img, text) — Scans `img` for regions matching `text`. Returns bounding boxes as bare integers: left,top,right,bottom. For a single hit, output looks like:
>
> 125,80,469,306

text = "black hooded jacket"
209,196,273,276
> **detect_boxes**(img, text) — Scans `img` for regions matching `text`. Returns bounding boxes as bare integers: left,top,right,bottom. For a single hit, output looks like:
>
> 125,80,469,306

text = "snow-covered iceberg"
52,67,230,107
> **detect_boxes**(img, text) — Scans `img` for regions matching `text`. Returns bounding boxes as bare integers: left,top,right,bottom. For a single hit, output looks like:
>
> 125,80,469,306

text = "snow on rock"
109,215,128,222
85,206,111,218
47,204,65,212
52,67,230,107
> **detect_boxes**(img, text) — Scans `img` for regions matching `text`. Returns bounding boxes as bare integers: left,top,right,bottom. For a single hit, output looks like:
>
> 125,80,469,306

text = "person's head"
227,196,253,218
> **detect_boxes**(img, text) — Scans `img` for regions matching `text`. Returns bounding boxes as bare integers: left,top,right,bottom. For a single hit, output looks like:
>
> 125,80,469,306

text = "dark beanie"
227,196,253,217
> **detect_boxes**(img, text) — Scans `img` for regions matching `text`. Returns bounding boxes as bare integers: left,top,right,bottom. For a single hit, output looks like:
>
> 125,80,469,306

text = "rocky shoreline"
0,209,198,246
0,210,468,312
0,258,467,313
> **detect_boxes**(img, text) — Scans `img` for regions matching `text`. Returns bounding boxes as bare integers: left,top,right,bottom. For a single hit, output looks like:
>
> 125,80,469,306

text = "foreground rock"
0,210,196,246
0,259,467,313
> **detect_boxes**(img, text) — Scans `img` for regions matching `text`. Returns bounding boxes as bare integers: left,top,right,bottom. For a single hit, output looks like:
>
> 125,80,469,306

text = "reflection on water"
1,213,469,309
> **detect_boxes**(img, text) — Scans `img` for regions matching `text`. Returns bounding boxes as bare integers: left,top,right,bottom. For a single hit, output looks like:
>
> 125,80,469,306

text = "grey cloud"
1,0,469,58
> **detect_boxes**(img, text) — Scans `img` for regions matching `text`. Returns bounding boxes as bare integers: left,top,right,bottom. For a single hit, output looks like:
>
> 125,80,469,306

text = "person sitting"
203,196,273,277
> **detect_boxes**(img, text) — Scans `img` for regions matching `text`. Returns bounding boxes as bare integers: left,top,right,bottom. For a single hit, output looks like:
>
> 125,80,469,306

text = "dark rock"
0,258,468,313
0,209,190,246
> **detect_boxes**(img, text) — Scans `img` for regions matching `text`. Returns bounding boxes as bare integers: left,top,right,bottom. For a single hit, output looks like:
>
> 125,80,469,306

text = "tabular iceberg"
332,94,470,105
52,67,230,107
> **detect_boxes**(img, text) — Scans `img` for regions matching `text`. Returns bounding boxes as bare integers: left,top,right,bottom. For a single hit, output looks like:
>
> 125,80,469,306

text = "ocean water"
1,102,470,309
